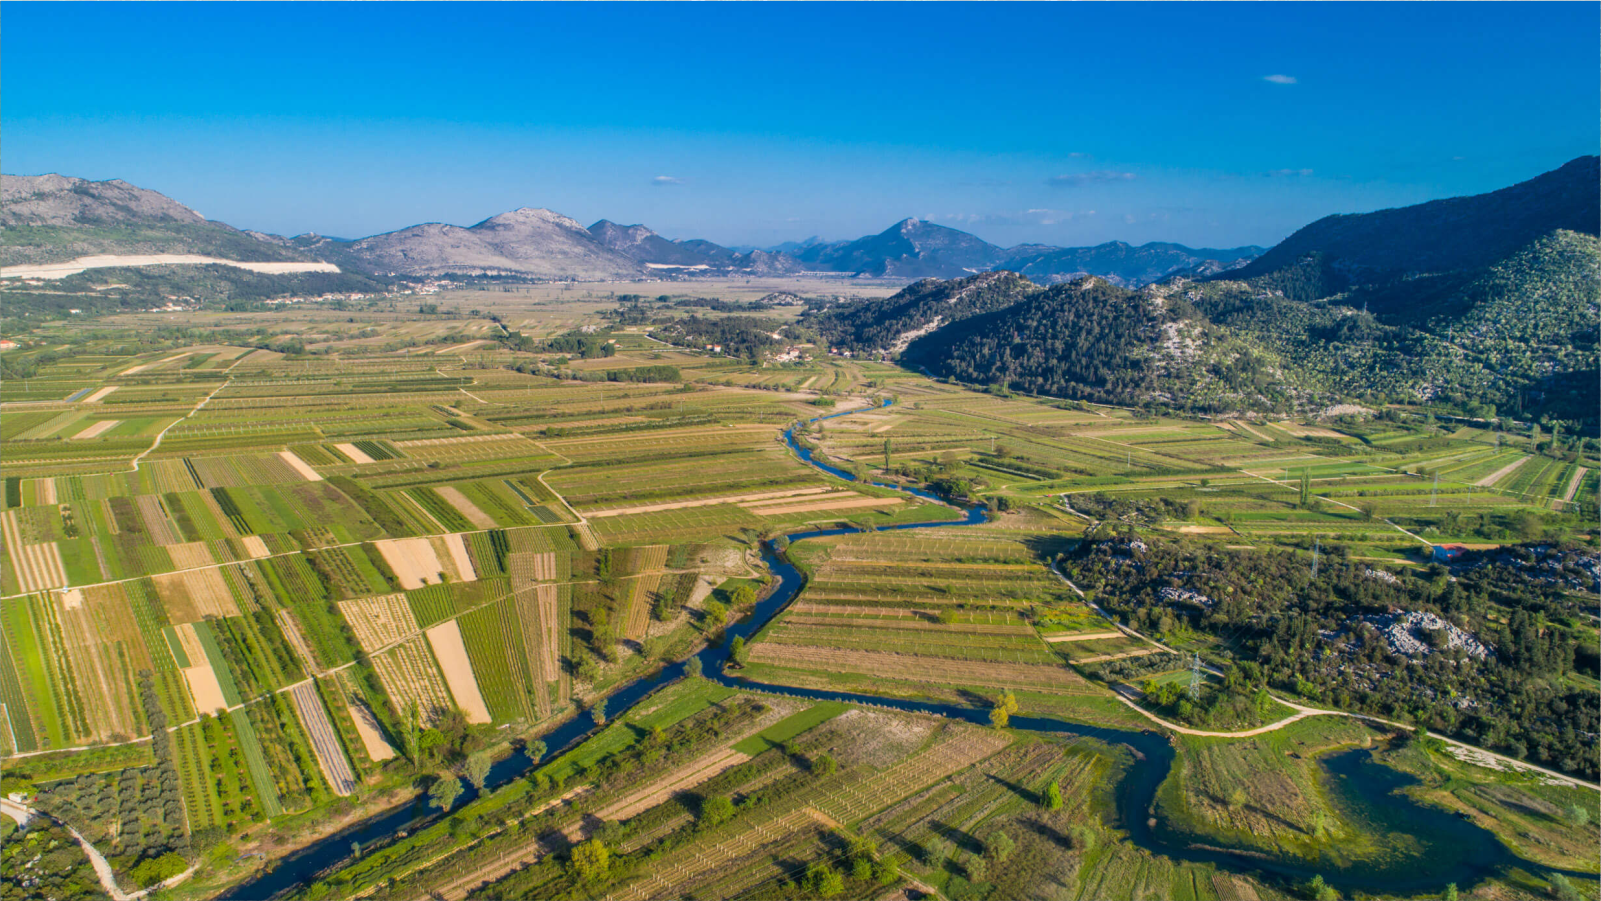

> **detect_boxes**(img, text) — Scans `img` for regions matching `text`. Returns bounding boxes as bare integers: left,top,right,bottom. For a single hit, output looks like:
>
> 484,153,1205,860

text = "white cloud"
1047,171,1136,188
1264,168,1314,177
934,208,1089,227
651,175,685,186
1262,74,1298,85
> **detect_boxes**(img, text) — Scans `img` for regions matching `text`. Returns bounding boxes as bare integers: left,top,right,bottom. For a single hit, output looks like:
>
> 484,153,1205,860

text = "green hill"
806,228,1597,426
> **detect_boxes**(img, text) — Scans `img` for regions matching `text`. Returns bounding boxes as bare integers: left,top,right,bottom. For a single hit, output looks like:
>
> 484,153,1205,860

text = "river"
227,400,1545,899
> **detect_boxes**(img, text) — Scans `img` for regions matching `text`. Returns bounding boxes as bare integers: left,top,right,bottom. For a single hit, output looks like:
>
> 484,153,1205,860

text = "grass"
732,700,848,754
538,678,737,785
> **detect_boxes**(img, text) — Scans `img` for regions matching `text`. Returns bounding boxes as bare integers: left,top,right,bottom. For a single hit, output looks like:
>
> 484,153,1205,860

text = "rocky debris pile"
1159,586,1215,609
1362,567,1401,584
1360,611,1494,660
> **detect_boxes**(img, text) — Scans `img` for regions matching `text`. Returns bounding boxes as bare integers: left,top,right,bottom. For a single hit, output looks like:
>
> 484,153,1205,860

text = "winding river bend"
228,401,1540,900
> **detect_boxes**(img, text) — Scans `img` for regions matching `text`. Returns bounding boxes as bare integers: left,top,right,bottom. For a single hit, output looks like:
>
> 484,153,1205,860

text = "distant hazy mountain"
345,208,642,279
765,236,828,254
758,225,1260,284
588,220,730,268
1230,155,1600,300
0,173,314,267
731,249,805,275
996,241,1264,288
793,218,1008,278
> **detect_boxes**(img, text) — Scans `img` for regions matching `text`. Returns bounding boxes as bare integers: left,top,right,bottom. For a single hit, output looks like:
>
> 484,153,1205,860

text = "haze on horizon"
3,2,1596,251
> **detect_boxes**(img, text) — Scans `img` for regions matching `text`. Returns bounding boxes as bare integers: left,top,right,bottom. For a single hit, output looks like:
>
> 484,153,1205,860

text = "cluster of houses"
263,291,375,306
770,345,812,364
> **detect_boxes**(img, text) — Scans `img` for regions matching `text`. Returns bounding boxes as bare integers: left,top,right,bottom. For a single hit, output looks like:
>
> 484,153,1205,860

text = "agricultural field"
740,524,1135,717
1,294,1595,901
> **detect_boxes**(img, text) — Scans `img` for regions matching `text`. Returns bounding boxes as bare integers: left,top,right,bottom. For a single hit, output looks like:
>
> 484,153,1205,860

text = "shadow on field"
986,774,1041,807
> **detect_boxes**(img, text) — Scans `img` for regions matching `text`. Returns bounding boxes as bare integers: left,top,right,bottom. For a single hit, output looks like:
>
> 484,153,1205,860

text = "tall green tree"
429,774,462,811
466,752,491,792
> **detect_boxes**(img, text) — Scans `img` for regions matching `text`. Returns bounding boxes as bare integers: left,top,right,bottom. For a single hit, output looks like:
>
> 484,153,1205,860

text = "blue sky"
4,2,1596,249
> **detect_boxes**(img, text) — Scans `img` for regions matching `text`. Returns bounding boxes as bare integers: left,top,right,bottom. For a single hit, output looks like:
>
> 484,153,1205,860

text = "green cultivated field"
1,295,1594,901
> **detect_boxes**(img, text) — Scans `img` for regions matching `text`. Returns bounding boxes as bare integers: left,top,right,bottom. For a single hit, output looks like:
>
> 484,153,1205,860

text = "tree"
465,752,491,792
570,839,611,883
812,753,838,777
404,700,422,768
591,697,607,725
1308,874,1338,901
526,740,547,764
1549,874,1583,901
729,635,749,666
989,706,1010,729
1043,780,1063,810
699,795,735,829
704,600,728,627
845,834,878,880
730,584,758,607
985,831,1015,863
803,863,844,898
966,854,987,882
883,438,893,471
429,774,462,811
684,656,703,679
1444,884,1458,901
852,856,873,881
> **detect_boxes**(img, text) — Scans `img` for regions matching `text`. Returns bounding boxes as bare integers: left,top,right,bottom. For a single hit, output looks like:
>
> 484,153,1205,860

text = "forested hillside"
805,159,1599,428
902,278,1175,404
807,270,1038,353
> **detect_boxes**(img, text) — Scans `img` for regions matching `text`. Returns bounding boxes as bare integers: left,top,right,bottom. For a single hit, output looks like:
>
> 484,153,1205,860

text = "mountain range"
0,175,1261,286
3,157,1595,427
1,173,316,268
806,156,1599,426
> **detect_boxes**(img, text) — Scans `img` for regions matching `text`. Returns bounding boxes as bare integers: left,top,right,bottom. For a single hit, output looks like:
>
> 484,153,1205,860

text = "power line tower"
1311,536,1321,580
1188,653,1203,700
1430,471,1439,507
